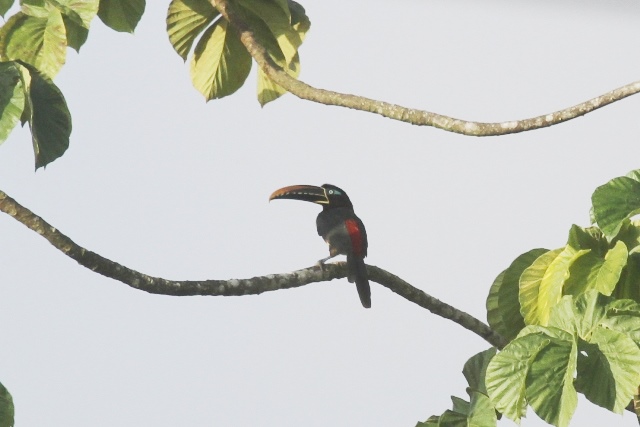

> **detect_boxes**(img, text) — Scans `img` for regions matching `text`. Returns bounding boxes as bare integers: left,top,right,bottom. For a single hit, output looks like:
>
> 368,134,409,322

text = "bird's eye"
328,190,334,194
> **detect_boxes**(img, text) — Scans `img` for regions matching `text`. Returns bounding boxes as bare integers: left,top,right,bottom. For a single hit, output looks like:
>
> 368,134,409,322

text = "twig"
0,189,506,349
211,0,640,136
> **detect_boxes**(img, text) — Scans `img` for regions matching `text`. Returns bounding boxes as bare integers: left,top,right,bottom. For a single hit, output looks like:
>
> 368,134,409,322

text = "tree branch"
0,189,506,349
211,0,640,136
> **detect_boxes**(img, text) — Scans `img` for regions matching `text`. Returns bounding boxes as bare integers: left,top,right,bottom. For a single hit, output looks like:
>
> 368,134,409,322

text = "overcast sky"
2,0,640,426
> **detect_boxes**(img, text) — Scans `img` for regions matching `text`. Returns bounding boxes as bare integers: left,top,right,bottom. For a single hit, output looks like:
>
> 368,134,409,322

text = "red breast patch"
345,219,363,257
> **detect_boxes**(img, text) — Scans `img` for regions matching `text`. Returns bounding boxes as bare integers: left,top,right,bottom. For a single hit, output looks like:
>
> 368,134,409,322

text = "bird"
269,184,371,308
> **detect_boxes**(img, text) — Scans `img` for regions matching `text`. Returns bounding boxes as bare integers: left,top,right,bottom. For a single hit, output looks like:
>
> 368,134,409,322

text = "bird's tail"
347,254,371,308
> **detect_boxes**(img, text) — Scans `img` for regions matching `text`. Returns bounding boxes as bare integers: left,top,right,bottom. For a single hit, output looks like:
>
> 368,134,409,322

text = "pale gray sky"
1,0,640,426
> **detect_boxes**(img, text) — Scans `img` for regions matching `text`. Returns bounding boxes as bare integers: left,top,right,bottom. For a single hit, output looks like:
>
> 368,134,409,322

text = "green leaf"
0,9,67,78
62,15,88,51
525,333,577,427
97,0,145,33
0,0,14,17
567,224,607,254
487,248,548,341
592,173,640,240
537,246,590,325
424,349,498,427
490,292,640,426
429,393,497,427
450,395,469,414
600,298,640,348
0,61,25,144
438,409,467,427
415,417,439,427
463,348,497,395
290,1,310,43
562,251,604,296
236,0,301,63
50,0,99,28
190,18,251,101
235,0,310,106
486,332,551,423
20,0,47,18
272,0,290,17
627,169,640,182
256,51,299,105
18,62,72,168
0,382,14,427
613,255,640,302
548,290,605,338
576,328,640,413
616,220,640,254
519,248,563,325
564,240,628,297
551,292,640,413
597,241,628,295
166,0,219,61
467,391,498,427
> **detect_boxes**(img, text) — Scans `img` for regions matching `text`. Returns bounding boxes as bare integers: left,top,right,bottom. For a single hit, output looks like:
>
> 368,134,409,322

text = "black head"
320,184,353,208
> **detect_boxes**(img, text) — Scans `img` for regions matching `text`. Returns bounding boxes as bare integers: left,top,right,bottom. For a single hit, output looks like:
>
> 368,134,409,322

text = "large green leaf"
564,240,628,297
0,8,67,78
190,18,251,100
166,0,219,61
486,332,550,422
562,251,603,296
98,0,145,33
0,61,25,144
537,246,590,324
524,332,577,427
18,62,72,168
0,382,13,427
576,328,640,413
519,248,563,325
487,325,578,427
487,248,548,341
489,292,640,426
592,172,640,240
597,241,628,295
550,292,640,413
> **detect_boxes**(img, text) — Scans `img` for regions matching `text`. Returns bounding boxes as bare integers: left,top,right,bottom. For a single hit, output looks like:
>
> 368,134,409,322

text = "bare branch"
211,0,640,136
0,189,506,349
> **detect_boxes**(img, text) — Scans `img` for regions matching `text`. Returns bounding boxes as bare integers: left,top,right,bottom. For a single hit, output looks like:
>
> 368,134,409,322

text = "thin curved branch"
0,189,506,349
211,0,640,136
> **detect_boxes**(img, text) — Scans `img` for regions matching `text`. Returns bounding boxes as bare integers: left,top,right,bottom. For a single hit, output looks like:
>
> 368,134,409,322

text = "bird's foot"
315,256,331,272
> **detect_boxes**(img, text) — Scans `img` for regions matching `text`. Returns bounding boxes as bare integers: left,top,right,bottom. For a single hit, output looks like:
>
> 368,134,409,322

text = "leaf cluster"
0,0,144,168
166,0,309,104
0,0,309,169
425,169,640,427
